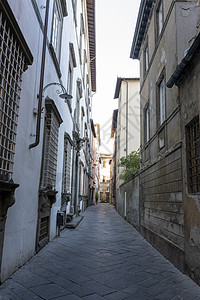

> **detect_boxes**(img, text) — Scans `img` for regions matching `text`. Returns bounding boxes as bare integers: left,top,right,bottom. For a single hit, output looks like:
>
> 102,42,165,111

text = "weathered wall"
140,147,185,270
116,175,139,230
179,45,200,285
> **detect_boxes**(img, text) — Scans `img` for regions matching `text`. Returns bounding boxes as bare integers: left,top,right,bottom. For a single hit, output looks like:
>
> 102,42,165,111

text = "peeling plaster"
160,48,166,64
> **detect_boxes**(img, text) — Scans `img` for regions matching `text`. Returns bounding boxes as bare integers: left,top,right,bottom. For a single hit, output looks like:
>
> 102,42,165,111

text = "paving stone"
103,291,130,300
29,283,71,299
0,204,200,300
82,294,104,299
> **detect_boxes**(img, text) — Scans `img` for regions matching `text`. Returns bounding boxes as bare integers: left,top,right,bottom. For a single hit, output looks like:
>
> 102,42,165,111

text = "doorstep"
65,215,84,229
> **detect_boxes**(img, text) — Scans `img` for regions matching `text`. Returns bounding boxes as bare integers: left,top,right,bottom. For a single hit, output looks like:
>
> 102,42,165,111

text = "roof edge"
114,77,140,99
167,33,200,88
130,0,155,60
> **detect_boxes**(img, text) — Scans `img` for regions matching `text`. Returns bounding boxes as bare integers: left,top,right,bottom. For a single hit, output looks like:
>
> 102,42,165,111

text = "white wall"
1,0,93,282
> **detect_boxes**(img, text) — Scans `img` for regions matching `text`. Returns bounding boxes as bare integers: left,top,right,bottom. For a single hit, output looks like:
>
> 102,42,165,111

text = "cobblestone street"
1,204,200,300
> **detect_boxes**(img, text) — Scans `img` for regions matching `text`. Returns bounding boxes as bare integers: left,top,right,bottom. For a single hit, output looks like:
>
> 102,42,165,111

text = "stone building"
130,0,200,273
94,123,101,203
99,154,112,203
110,110,118,206
167,32,200,284
0,0,96,283
113,77,140,190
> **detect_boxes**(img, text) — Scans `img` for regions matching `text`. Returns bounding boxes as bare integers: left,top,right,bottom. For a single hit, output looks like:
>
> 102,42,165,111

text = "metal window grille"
63,138,72,193
42,108,60,189
0,11,25,179
186,116,200,193
39,216,49,242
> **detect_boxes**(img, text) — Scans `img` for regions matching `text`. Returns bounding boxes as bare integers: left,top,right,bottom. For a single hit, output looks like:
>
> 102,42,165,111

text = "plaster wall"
1,0,93,282
116,175,140,230
116,80,140,190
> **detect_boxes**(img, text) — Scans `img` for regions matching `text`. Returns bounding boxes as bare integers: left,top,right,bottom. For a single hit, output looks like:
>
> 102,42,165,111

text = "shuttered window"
41,99,62,189
62,136,72,193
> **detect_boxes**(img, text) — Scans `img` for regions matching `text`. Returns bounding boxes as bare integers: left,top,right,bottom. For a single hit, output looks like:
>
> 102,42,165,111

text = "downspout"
29,0,50,149
124,80,128,157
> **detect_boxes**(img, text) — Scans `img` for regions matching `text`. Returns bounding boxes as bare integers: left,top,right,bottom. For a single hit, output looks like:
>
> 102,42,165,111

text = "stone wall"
140,146,185,271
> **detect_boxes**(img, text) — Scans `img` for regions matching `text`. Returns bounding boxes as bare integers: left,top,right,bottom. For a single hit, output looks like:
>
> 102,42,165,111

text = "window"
144,41,149,74
156,0,163,39
41,99,63,189
51,0,63,61
62,134,72,193
0,6,32,181
80,107,85,138
79,13,85,63
186,116,200,194
144,103,150,143
68,43,77,93
75,79,82,130
158,78,165,125
79,163,83,195
103,161,106,168
83,169,87,195
72,0,77,26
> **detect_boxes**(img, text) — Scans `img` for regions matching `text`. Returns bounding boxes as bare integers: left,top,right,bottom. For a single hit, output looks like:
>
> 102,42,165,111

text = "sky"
92,0,141,154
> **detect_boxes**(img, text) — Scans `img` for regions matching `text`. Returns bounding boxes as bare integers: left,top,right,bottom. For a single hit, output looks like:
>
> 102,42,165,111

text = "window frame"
144,102,150,144
40,99,63,190
157,74,166,127
0,4,33,181
143,38,149,75
62,133,73,194
155,0,164,42
186,116,200,194
50,0,63,62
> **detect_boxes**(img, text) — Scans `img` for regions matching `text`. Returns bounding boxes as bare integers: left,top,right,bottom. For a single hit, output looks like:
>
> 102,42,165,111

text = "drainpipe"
29,0,50,149
124,80,128,157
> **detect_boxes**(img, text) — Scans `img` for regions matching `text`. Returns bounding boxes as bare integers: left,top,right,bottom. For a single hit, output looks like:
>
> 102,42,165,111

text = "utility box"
57,211,64,227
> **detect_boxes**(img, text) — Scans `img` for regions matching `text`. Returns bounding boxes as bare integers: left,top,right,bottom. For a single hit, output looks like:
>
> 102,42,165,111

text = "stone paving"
1,203,200,300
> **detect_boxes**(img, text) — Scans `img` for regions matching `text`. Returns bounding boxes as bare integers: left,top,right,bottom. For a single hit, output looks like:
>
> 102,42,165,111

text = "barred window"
62,136,72,193
0,10,25,180
186,116,200,194
41,99,62,189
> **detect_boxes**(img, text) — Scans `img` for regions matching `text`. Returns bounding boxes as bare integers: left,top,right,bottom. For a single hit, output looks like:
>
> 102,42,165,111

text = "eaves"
130,0,155,60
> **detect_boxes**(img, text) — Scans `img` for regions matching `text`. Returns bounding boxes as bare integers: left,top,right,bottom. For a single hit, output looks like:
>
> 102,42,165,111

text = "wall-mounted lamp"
30,82,73,149
42,82,73,100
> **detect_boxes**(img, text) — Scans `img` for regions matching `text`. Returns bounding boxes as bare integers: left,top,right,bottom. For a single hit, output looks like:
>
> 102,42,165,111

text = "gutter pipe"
29,0,50,149
167,33,200,88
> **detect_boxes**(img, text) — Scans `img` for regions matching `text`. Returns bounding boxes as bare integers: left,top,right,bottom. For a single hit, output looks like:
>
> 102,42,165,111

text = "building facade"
99,154,112,203
113,77,140,190
167,32,200,284
0,0,96,283
130,0,200,274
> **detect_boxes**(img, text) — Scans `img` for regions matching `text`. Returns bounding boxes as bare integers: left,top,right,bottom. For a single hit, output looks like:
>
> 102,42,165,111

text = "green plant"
118,150,140,182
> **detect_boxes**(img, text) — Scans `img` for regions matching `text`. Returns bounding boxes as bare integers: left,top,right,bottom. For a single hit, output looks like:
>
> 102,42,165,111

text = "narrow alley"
0,204,200,300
